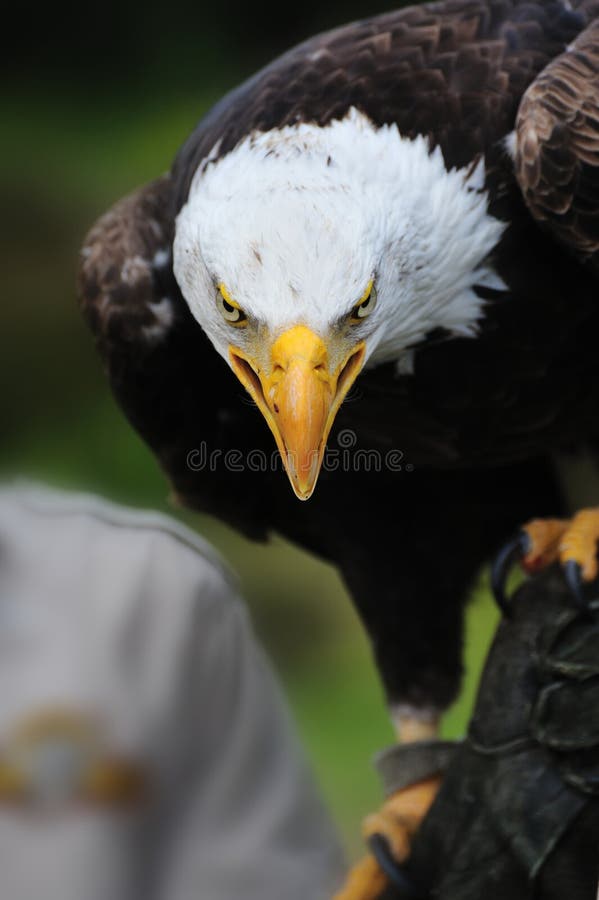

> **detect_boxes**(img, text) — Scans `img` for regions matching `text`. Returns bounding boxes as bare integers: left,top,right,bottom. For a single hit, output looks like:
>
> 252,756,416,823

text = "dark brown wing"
172,0,590,209
78,177,278,539
79,176,175,352
515,16,599,271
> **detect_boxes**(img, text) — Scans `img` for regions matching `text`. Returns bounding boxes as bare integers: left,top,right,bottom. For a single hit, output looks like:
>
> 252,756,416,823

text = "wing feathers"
78,176,175,352
172,1,588,210
515,18,599,269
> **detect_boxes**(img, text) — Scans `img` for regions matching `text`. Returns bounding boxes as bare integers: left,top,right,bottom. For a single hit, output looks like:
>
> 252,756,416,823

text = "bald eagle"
79,0,599,880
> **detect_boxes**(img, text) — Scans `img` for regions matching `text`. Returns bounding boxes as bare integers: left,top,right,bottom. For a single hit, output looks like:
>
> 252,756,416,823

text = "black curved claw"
563,559,591,612
491,531,531,617
368,834,425,898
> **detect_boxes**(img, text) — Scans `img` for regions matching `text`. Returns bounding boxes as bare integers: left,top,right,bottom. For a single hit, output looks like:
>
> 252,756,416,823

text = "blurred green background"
2,1,506,858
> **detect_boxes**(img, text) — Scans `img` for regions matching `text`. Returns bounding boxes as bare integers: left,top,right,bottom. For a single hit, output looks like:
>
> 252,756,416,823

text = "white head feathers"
173,107,506,369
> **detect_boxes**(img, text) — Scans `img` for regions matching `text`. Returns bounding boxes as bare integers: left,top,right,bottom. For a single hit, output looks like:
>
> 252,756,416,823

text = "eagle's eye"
350,281,376,323
217,284,247,327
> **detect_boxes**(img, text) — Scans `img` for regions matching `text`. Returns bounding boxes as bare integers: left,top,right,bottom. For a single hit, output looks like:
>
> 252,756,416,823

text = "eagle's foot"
362,775,441,862
492,509,599,614
332,775,440,899
331,853,389,900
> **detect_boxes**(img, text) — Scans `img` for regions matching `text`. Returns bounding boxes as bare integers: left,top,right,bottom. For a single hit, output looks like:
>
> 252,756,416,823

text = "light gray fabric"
0,482,346,900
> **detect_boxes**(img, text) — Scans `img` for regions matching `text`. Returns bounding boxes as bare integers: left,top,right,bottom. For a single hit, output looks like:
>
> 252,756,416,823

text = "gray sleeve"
151,569,346,900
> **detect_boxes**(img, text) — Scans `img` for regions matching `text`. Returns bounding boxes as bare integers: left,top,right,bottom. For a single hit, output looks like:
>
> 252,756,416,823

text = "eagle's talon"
563,558,594,611
494,511,599,613
359,773,441,899
367,834,424,897
491,531,531,616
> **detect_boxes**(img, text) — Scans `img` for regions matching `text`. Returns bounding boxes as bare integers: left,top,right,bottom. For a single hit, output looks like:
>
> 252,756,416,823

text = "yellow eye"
350,281,376,323
217,284,247,326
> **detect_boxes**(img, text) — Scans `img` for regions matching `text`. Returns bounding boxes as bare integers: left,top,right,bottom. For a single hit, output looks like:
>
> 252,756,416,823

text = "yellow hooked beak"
229,325,365,500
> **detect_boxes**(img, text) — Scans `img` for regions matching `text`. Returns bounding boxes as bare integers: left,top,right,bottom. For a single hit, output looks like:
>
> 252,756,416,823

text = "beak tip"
285,451,321,500
294,486,315,501
286,455,318,501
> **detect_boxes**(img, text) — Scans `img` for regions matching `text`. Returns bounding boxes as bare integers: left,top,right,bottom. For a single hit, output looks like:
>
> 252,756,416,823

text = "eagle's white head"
173,108,505,499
